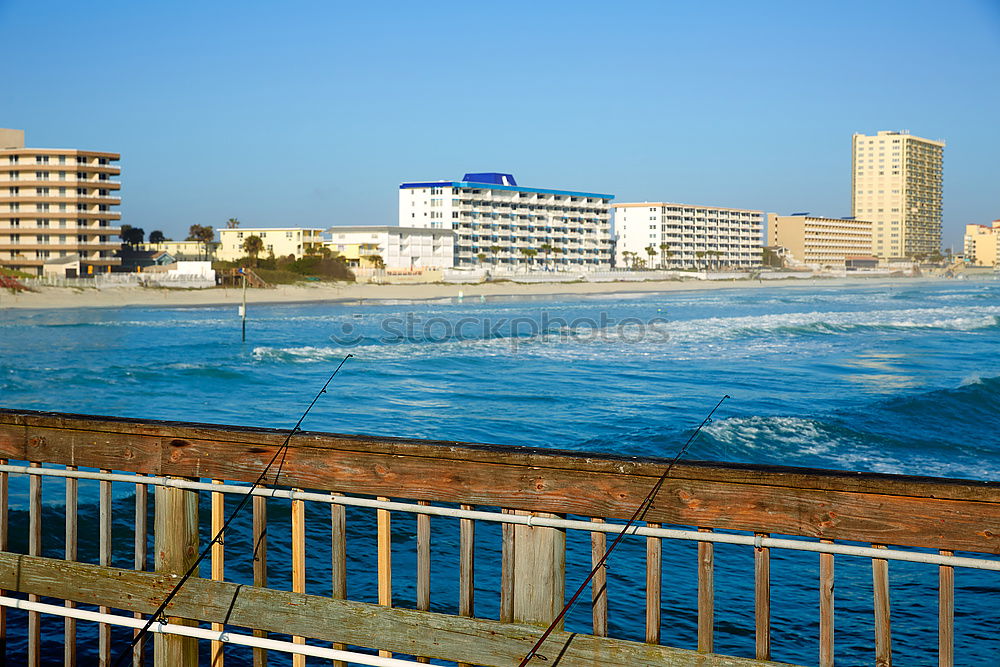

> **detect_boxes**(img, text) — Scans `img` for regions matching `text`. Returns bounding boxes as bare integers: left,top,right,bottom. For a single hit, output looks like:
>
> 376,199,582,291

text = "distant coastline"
0,274,984,311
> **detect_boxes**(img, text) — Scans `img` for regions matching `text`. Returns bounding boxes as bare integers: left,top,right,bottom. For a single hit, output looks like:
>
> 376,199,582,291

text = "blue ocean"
1,278,998,665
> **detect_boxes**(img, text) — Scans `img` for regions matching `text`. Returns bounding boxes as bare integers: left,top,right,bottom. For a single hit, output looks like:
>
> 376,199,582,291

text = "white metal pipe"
0,595,422,667
3,464,998,571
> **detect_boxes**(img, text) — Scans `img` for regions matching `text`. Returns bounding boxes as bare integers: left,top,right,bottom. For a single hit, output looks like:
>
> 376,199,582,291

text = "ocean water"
1,277,998,665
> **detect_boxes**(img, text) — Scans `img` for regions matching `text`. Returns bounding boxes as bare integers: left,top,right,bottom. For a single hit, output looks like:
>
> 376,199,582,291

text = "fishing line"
113,353,353,667
517,394,730,666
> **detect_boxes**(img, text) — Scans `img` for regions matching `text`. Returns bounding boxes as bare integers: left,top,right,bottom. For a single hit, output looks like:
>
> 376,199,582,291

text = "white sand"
0,275,945,311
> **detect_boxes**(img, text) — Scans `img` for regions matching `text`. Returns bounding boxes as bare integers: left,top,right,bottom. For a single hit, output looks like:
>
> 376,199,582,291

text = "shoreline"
0,274,973,311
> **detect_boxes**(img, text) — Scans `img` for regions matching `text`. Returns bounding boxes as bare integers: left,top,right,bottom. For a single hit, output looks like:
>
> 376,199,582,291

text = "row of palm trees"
474,243,564,268
621,244,727,270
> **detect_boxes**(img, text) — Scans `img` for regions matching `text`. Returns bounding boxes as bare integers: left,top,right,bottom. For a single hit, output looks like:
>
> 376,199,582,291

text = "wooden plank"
0,458,6,659
28,461,40,667
377,496,392,658
939,549,953,667
154,481,199,666
331,493,347,667
512,511,565,628
755,533,770,661
133,474,148,667
500,509,514,624
252,494,268,667
459,504,475,667
291,492,306,667
646,522,661,645
99,469,112,665
0,552,805,667
872,544,892,667
211,479,226,667
590,517,608,637
416,501,430,612
697,527,714,654
2,413,999,553
2,408,996,502
819,539,834,667
65,466,79,667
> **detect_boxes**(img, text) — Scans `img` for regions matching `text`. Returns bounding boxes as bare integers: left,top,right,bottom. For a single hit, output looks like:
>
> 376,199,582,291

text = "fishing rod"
517,394,730,666
113,353,353,667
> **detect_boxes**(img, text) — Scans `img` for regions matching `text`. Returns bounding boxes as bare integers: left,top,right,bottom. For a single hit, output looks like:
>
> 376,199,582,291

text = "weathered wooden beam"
512,511,566,629
0,552,803,667
0,410,997,554
154,482,199,666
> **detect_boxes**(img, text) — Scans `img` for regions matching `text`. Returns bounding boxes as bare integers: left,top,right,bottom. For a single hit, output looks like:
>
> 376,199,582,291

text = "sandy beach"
0,274,954,311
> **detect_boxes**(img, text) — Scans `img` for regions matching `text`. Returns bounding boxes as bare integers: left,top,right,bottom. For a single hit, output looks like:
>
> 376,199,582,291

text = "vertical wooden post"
697,527,714,654
377,497,392,658
754,533,771,661
939,550,954,667
65,467,79,667
590,518,608,637
819,539,834,667
512,511,566,628
134,475,148,667
500,509,514,624
99,470,112,665
872,544,892,667
645,522,662,645
0,458,7,659
252,495,268,667
291,492,306,667
415,501,431,664
210,480,226,667
458,504,475,667
331,494,347,667
28,462,41,667
154,482,199,666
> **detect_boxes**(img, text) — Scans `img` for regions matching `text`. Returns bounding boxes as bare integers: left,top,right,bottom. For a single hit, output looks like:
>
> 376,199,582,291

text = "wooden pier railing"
0,408,997,666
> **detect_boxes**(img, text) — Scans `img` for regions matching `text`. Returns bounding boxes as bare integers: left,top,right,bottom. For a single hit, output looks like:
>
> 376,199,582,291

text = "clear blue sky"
2,0,998,249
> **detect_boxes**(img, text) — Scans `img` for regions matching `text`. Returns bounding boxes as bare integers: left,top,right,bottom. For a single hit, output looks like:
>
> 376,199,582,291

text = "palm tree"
242,235,264,267
476,252,487,266
695,251,706,271
490,245,502,266
658,243,670,269
645,245,657,268
226,217,240,229
519,247,537,270
149,230,166,245
621,250,634,269
539,243,554,270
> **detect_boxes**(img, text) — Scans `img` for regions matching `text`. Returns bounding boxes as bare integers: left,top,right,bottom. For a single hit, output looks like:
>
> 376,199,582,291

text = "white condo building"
614,202,763,269
324,226,454,270
399,172,614,269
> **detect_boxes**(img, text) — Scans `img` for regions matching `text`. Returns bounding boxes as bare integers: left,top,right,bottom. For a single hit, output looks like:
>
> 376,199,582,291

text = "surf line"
113,353,354,667
517,394,730,666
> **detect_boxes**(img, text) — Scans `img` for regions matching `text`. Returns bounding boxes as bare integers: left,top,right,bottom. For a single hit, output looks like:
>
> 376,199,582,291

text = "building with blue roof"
399,173,614,269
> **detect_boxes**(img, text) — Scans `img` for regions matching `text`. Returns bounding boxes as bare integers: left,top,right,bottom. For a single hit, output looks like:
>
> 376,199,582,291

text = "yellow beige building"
768,214,873,267
852,130,944,259
964,221,1000,267
1,128,122,276
140,239,219,260
217,227,324,261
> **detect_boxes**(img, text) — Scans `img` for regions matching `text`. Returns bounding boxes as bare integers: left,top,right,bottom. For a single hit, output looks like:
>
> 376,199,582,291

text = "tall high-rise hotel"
851,130,944,258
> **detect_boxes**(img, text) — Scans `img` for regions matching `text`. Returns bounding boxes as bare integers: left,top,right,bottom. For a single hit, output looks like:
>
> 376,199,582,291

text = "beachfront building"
768,214,873,268
140,239,219,260
614,202,764,270
399,172,614,269
0,128,122,276
324,226,454,270
852,130,944,259
964,221,1000,267
217,227,324,261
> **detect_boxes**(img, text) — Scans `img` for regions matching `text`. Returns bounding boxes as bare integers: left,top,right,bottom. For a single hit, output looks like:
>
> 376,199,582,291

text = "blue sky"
2,0,998,249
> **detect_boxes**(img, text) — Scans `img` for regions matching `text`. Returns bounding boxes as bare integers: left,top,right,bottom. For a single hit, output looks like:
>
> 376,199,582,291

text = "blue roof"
463,172,517,186
400,174,613,199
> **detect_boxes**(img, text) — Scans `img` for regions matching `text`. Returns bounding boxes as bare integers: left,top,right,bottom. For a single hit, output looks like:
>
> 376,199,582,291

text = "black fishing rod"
517,394,730,666
113,353,353,667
